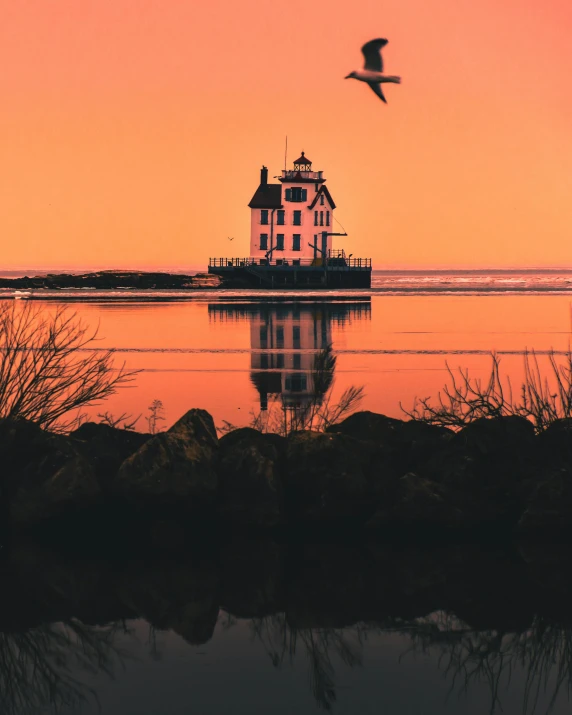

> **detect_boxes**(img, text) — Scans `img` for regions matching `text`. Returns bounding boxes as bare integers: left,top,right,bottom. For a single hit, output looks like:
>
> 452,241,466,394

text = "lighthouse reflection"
208,300,371,431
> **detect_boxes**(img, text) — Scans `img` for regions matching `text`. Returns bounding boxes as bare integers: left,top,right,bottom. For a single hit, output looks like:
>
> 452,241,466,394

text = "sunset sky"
2,0,572,270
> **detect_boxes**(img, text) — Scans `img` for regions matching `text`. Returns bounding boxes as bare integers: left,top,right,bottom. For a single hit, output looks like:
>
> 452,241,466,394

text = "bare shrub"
403,349,572,433
0,301,138,432
97,411,140,431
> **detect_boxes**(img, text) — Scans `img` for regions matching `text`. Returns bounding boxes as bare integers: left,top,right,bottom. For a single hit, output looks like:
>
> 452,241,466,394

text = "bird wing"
361,38,388,72
368,82,387,103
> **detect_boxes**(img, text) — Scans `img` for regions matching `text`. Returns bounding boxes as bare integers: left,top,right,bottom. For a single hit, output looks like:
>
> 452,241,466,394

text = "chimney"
260,165,268,186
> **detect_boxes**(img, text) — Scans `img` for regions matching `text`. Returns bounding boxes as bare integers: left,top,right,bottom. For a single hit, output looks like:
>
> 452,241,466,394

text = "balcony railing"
208,257,372,270
281,170,324,181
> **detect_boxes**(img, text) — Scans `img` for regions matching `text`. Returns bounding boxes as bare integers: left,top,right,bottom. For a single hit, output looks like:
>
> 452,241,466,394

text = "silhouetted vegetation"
0,301,138,431
404,349,572,432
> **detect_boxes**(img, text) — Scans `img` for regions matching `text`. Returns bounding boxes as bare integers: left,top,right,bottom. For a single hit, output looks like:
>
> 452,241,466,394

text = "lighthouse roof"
308,185,337,210
248,183,282,209
294,151,312,165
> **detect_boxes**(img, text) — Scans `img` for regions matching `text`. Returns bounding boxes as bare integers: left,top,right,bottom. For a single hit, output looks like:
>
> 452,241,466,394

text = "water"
6,542,572,715
3,269,572,713
6,281,567,431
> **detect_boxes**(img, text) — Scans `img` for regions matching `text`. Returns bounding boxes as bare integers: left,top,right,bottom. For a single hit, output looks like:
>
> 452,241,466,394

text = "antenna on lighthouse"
284,136,288,171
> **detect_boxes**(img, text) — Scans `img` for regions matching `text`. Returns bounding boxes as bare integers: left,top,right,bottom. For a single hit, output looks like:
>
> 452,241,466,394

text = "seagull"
227,237,235,241
345,38,401,103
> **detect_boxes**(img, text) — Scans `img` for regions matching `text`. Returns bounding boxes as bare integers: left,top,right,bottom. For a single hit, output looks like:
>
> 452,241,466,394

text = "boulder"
421,416,538,527
114,409,218,510
284,431,374,522
217,429,285,526
0,419,101,527
451,415,535,455
70,422,151,493
328,411,453,473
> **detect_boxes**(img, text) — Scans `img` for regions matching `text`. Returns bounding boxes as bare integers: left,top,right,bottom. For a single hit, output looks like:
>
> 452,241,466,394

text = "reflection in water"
245,612,572,713
5,543,572,714
0,621,129,714
209,300,371,432
247,613,364,711
8,612,572,714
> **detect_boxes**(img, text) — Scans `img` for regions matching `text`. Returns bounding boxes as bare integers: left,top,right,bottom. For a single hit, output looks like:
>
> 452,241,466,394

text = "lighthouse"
248,152,337,264
208,150,372,287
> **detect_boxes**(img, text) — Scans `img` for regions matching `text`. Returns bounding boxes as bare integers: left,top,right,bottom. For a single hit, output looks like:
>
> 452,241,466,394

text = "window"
286,188,307,202
293,353,301,370
293,210,302,226
326,211,330,226
260,326,268,346
320,194,325,206
314,210,318,226
260,233,268,250
260,210,268,225
276,234,284,250
285,374,307,392
293,258,300,266
260,353,268,369
277,210,285,225
293,325,301,348
320,211,324,226
276,353,285,368
292,234,301,251
276,326,284,348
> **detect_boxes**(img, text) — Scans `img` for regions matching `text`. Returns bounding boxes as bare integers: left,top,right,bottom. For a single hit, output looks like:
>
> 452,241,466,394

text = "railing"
281,170,323,180
209,257,372,270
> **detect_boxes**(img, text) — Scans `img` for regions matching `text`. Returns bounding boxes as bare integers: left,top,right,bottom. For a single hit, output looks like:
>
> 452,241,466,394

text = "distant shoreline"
0,270,221,290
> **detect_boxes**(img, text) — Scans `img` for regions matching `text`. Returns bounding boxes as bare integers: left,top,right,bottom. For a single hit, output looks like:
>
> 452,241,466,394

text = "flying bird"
227,237,235,241
345,38,401,104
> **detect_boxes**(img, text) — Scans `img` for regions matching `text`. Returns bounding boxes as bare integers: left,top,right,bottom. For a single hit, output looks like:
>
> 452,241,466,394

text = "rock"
518,467,572,531
0,419,101,527
217,429,285,527
452,416,535,455
284,431,374,522
114,409,218,510
328,411,453,474
421,417,538,527
366,472,464,530
70,422,151,493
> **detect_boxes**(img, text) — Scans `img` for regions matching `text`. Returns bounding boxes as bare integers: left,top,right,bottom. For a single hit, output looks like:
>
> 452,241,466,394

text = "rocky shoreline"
2,408,572,542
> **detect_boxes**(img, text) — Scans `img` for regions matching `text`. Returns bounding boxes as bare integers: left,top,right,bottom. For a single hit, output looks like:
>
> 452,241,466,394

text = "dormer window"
320,194,325,206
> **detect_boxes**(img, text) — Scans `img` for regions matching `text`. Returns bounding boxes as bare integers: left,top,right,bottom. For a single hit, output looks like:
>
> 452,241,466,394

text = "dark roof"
248,183,282,209
308,185,336,210
293,151,312,165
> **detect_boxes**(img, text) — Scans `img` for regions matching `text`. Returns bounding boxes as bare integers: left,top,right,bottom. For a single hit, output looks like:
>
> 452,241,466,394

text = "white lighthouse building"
208,150,372,287
247,152,337,265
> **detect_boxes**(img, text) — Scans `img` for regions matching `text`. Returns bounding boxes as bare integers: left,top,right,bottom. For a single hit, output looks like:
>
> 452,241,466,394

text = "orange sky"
2,0,572,270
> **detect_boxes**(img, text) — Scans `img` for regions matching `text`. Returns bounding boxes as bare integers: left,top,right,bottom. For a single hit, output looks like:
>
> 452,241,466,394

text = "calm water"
4,270,572,713
8,274,568,430
6,542,572,715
